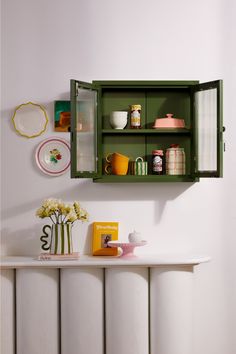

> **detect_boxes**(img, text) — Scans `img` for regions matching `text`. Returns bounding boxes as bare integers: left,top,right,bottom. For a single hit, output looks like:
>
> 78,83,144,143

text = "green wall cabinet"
70,80,223,182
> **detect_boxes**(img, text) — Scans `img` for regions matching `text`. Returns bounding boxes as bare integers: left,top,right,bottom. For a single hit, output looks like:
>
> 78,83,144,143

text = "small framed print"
54,101,71,132
92,222,119,256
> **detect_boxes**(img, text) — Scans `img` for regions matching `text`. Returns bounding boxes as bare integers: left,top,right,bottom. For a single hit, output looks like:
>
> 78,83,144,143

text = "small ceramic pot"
130,157,148,175
128,230,142,243
110,111,128,129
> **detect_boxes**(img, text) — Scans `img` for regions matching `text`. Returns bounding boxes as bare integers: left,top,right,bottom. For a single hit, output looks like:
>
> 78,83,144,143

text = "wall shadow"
1,179,195,225
1,225,42,256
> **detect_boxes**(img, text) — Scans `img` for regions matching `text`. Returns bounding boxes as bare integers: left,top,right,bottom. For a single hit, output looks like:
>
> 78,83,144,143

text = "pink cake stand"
108,240,147,257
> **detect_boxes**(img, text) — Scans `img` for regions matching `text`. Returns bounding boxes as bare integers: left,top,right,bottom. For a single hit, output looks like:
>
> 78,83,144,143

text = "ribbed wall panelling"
150,266,194,354
105,267,149,354
16,268,59,354
0,264,196,354
60,267,104,354
0,269,15,354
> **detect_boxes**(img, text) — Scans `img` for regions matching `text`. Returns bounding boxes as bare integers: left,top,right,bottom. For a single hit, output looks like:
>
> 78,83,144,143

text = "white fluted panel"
105,267,149,354
0,269,15,354
16,269,59,354
61,268,104,354
150,266,193,354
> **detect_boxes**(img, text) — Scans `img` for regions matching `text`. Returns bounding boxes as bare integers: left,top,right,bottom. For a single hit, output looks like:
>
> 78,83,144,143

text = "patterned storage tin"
166,145,186,175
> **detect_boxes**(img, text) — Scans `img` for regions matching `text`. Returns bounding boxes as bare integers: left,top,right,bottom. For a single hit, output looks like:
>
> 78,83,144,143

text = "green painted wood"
218,80,224,177
97,86,103,177
94,175,199,183
93,80,199,87
102,129,191,134
70,80,77,178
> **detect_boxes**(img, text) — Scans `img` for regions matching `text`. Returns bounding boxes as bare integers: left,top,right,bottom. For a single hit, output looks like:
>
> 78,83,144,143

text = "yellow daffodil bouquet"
36,198,88,225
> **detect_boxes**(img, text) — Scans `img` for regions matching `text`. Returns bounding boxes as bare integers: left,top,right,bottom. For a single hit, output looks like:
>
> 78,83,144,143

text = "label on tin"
131,109,141,127
153,155,163,172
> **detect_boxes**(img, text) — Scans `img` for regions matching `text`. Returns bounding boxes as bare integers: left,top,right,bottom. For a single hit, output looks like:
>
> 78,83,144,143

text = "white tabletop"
0,254,211,269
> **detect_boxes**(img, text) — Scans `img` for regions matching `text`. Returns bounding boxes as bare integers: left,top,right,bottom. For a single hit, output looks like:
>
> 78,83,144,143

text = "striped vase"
130,157,148,175
49,223,73,255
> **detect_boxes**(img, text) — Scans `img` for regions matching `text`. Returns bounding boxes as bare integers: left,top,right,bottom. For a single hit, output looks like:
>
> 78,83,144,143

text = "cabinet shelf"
94,175,199,183
102,128,191,135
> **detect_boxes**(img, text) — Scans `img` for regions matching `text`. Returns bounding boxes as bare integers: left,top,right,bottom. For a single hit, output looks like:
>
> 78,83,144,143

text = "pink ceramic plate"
35,137,70,176
108,240,147,257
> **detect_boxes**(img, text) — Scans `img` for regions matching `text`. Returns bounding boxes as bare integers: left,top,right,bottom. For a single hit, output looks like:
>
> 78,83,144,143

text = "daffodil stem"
49,215,56,224
62,215,67,223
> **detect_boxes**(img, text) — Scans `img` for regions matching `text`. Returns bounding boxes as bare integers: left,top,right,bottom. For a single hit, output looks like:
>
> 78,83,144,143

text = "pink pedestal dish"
108,240,147,257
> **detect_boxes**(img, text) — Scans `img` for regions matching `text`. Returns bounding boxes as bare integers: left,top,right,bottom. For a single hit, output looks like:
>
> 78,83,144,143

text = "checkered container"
166,145,185,175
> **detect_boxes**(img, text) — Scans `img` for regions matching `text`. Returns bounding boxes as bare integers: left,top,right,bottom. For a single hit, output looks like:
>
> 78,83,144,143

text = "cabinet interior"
100,87,193,178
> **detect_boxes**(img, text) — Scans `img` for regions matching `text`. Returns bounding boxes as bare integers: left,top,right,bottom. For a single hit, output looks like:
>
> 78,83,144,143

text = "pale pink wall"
1,0,236,353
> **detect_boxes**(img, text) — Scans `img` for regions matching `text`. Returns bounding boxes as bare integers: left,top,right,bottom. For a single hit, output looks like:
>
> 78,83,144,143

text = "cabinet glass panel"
195,88,217,172
76,87,97,173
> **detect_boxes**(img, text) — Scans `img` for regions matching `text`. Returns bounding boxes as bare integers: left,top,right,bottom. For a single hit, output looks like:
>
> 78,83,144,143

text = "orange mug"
105,152,129,175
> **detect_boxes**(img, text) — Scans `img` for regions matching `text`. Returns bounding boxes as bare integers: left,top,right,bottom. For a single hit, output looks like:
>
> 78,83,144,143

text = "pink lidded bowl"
153,113,185,128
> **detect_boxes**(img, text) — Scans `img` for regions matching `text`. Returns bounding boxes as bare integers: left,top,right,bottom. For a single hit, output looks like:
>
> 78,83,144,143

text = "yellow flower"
67,211,77,223
36,207,47,218
79,209,89,222
59,203,73,216
36,198,88,225
73,202,89,222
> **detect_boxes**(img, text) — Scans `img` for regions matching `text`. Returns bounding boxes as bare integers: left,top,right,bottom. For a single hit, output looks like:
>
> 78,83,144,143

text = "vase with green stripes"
40,223,73,255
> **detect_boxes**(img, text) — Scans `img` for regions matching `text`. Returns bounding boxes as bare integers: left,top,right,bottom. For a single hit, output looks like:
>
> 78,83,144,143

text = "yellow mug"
105,152,129,175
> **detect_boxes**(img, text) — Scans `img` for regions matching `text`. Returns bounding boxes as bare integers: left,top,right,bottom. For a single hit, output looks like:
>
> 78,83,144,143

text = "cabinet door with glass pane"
193,80,223,178
70,80,101,178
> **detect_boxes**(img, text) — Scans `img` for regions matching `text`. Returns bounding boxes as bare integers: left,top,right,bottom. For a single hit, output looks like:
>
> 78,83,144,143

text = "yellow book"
92,222,119,256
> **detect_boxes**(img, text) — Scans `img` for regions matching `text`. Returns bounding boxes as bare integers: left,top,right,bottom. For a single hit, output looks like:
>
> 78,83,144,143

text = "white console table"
0,254,210,354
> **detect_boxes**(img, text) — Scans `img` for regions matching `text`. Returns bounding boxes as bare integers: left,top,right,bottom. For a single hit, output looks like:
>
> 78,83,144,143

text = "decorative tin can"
152,150,164,175
130,104,141,128
130,157,148,175
166,144,185,175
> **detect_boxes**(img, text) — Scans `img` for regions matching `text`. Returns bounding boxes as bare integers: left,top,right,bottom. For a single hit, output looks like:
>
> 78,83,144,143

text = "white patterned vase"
40,223,73,255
